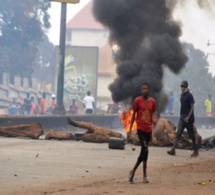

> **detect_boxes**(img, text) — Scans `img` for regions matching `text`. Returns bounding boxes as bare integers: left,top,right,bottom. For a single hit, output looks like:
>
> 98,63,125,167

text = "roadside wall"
0,115,215,134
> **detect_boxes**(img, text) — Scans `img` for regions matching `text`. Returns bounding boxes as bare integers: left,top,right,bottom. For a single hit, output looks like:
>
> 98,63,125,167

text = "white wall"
67,29,109,48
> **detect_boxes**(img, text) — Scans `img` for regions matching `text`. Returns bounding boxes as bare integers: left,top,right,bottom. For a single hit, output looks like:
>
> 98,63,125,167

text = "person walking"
70,98,78,114
204,94,212,117
8,97,18,115
51,94,56,114
40,92,47,115
167,81,199,157
23,92,32,115
30,96,36,115
83,91,95,114
166,91,174,115
128,82,156,184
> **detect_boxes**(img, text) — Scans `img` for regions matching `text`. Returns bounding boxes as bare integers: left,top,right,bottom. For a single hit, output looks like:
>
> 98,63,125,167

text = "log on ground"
45,130,76,140
0,123,43,139
67,117,123,143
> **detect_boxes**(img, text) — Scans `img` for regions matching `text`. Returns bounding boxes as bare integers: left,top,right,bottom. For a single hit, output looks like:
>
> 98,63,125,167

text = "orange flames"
120,109,137,133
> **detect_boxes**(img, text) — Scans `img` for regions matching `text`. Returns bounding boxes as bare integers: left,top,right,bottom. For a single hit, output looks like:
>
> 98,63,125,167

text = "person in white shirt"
83,91,95,114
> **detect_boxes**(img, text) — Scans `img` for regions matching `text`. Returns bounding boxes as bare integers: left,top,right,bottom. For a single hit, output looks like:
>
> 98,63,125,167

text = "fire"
120,109,137,133
152,113,158,127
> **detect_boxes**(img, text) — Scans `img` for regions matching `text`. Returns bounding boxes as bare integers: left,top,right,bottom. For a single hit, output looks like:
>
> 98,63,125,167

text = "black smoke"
93,0,188,112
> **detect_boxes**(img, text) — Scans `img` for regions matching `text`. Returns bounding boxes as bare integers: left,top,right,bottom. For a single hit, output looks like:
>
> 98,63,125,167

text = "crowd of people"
7,90,97,116
8,92,52,116
7,88,214,117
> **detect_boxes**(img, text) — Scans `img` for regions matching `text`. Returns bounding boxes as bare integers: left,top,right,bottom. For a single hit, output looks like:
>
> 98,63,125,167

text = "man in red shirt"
128,82,156,184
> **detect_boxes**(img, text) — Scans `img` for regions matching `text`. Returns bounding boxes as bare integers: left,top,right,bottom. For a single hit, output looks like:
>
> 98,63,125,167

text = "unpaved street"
0,137,215,195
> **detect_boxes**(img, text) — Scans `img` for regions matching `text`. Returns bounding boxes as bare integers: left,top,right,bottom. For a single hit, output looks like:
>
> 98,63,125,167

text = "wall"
67,29,108,47
0,115,215,134
0,72,53,111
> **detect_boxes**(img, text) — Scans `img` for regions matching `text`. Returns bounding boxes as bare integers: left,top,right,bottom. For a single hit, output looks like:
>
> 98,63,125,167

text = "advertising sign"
55,46,98,110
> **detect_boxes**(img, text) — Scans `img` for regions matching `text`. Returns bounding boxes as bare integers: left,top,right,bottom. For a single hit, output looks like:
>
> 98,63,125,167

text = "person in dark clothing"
167,81,199,157
9,98,18,115
23,92,32,115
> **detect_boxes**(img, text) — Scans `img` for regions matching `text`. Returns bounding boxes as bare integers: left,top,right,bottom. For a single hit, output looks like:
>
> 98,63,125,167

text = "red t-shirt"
132,96,156,132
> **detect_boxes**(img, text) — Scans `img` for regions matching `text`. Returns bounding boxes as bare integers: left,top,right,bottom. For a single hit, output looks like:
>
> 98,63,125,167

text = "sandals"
143,177,149,183
128,171,149,184
128,171,134,183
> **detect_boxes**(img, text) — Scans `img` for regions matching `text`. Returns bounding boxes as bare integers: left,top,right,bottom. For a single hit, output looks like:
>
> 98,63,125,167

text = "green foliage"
164,43,215,116
33,35,55,85
0,0,51,77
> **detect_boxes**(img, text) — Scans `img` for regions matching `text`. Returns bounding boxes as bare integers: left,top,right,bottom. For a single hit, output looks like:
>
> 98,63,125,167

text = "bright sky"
47,0,90,45
173,0,215,76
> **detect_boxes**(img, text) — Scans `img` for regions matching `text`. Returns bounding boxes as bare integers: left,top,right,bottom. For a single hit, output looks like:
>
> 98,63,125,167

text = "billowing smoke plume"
93,0,188,112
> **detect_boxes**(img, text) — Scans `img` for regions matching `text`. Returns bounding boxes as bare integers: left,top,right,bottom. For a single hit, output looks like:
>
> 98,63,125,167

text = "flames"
120,109,137,133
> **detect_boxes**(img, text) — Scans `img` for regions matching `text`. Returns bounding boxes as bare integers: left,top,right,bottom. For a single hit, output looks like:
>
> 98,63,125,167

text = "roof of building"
66,0,105,30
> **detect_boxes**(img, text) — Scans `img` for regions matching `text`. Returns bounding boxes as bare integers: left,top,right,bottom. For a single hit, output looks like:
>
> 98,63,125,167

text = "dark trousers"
137,130,151,162
176,118,195,140
85,109,93,114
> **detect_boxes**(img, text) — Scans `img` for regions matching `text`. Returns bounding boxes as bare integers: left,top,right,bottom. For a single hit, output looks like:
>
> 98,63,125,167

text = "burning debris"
93,0,188,112
120,109,137,133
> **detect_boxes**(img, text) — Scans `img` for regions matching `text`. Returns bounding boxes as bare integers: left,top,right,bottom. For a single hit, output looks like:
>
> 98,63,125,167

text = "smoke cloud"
93,0,188,112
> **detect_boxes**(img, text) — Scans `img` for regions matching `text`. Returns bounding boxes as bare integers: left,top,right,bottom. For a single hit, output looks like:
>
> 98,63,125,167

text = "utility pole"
50,0,80,114
207,40,215,58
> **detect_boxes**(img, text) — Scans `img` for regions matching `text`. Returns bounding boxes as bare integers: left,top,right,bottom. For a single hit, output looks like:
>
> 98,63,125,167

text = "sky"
173,0,215,76
47,0,90,45
47,0,215,76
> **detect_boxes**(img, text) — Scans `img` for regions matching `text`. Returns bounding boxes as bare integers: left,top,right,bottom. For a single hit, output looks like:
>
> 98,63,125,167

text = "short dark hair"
42,92,46,98
87,91,91,96
142,82,149,88
180,80,188,88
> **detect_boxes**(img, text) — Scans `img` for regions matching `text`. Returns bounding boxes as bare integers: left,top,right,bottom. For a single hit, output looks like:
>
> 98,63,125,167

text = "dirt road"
0,137,215,195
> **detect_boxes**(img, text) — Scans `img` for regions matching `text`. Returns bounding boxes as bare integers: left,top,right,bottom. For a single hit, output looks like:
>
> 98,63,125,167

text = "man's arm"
82,98,86,108
185,104,194,122
92,99,95,109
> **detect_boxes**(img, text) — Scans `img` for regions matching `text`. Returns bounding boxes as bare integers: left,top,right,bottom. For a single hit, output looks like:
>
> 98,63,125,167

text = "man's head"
141,82,149,98
72,98,76,103
180,80,188,93
26,92,30,98
208,94,212,100
87,91,91,96
52,94,56,100
42,92,46,98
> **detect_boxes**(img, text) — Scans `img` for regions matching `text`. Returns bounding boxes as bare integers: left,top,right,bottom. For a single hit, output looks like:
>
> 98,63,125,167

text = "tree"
164,43,215,116
0,0,51,81
32,34,55,90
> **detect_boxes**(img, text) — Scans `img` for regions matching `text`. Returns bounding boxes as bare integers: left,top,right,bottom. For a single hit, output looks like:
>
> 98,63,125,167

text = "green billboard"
55,46,98,110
